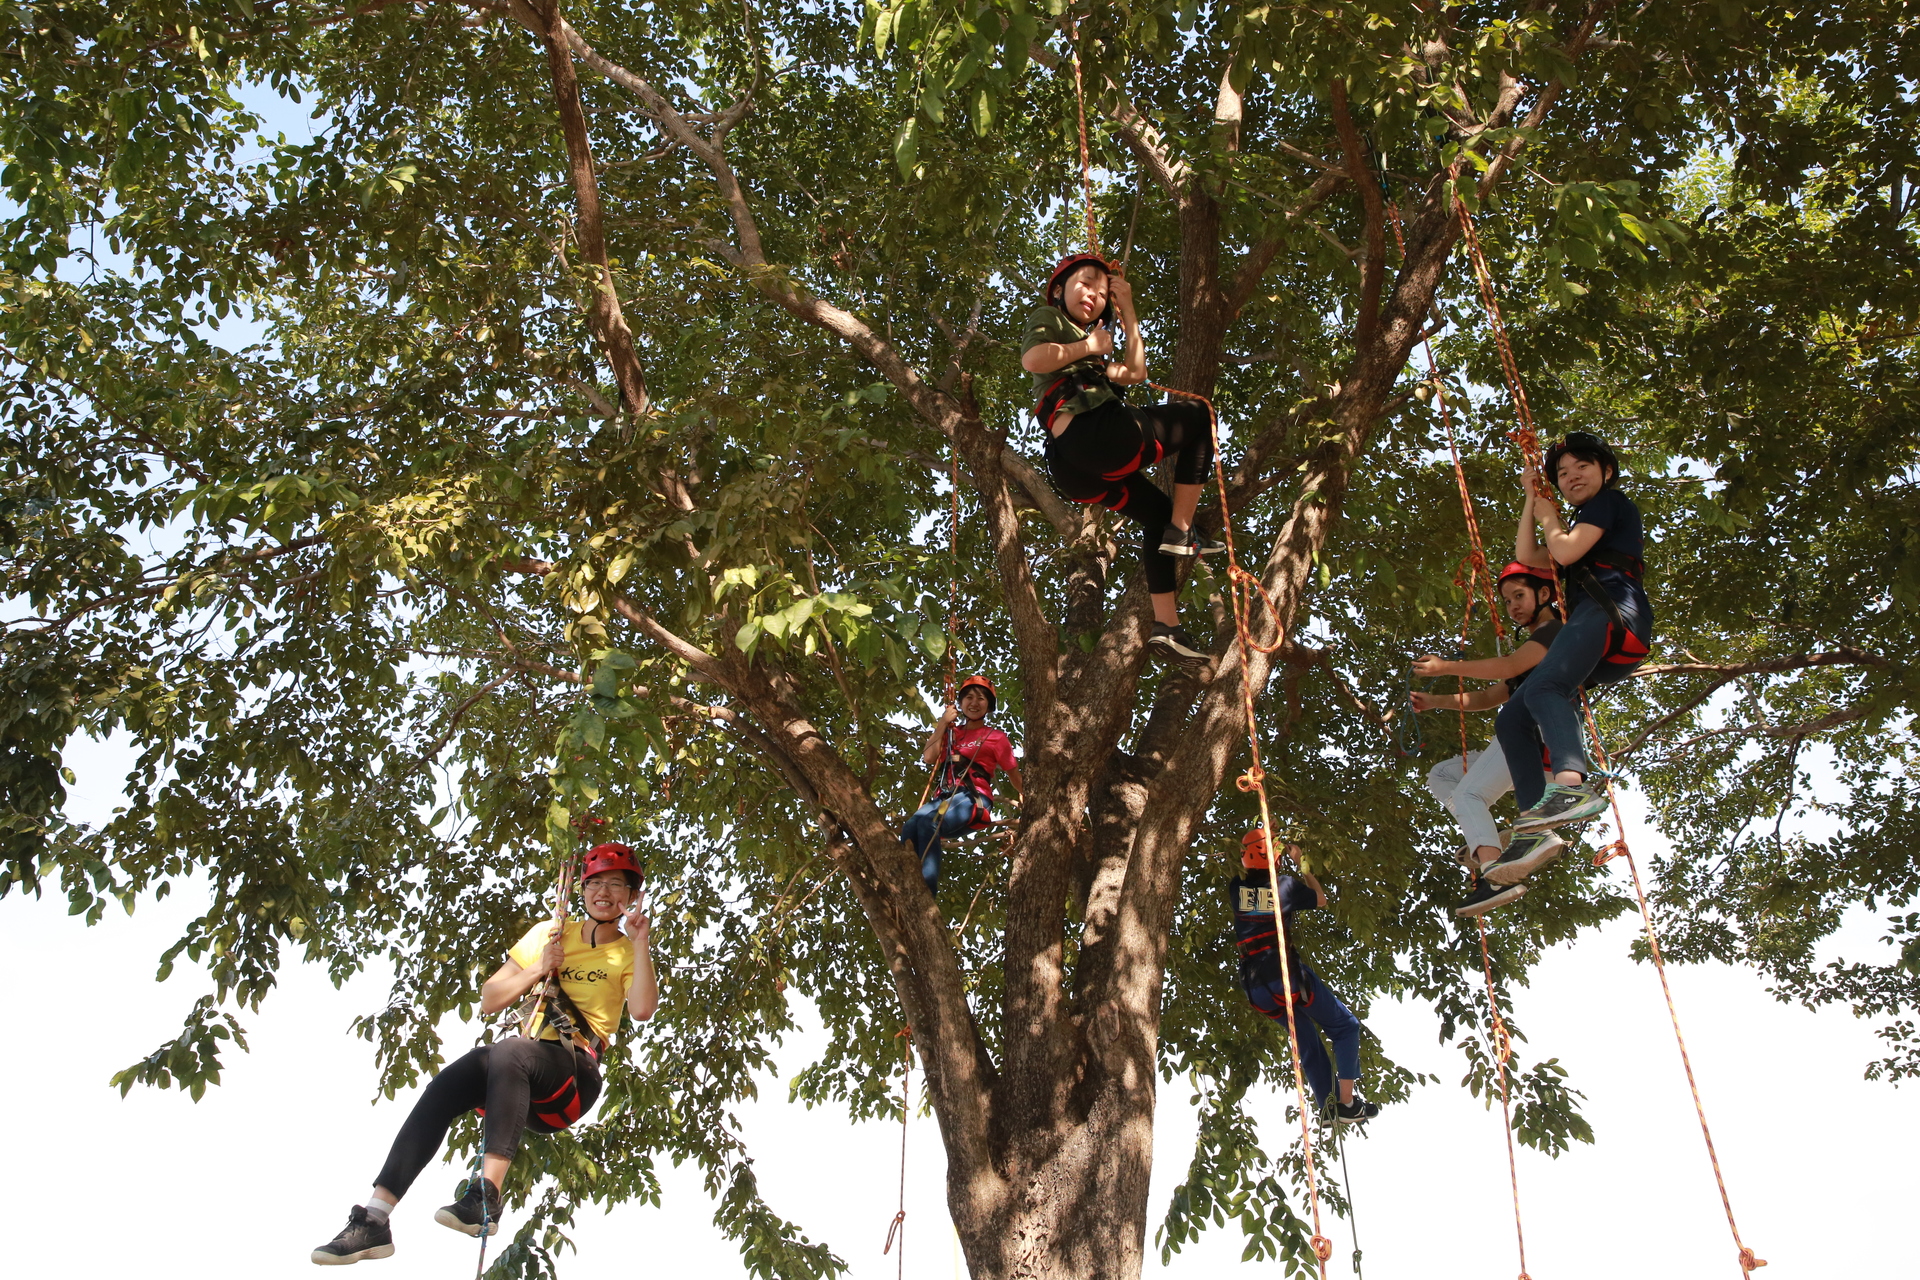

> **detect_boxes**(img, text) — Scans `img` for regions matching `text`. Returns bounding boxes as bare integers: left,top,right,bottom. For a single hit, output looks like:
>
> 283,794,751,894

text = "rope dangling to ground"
1386,198,1533,1279
882,1026,913,1278
1140,378,1332,1276
1454,198,1765,1278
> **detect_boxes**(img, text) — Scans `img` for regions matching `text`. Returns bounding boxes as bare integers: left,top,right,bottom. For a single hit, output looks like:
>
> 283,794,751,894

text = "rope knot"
1236,767,1265,792
1310,1235,1333,1263
1739,1247,1767,1272
1592,839,1629,868
883,1210,906,1254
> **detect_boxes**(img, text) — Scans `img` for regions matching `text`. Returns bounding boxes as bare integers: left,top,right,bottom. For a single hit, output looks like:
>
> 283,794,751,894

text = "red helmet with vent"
580,842,644,890
1497,561,1556,589
1044,252,1116,323
956,674,998,716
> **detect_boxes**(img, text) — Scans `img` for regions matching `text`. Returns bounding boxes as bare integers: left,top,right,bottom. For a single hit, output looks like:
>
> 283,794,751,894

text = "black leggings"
1043,397,1213,594
372,1037,601,1197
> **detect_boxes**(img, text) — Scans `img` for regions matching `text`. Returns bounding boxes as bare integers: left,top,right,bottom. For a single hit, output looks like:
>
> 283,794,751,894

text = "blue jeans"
1245,965,1361,1105
1494,593,1647,810
900,791,978,889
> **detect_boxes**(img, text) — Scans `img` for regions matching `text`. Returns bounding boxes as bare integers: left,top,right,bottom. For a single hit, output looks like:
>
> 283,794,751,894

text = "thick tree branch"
528,0,650,416
1330,79,1386,349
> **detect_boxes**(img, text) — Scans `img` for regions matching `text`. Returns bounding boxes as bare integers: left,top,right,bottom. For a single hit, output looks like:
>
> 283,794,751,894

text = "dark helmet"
580,842,643,891
1543,432,1621,491
1044,251,1116,325
1241,826,1270,870
956,674,998,716
1496,561,1557,591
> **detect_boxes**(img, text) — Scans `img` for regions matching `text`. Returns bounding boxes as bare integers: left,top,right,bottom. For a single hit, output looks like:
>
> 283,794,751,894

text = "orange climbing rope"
1055,30,1329,1272
1453,198,1766,1278
883,1026,913,1277
1386,199,1534,1279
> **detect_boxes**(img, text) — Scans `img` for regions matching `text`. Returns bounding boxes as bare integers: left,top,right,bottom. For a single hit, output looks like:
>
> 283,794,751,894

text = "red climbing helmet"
1496,561,1556,590
1241,827,1270,871
956,674,998,715
580,842,644,890
1044,251,1116,323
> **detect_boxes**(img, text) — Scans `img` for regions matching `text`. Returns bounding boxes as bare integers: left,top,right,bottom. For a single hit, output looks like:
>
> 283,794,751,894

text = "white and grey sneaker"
1483,831,1567,885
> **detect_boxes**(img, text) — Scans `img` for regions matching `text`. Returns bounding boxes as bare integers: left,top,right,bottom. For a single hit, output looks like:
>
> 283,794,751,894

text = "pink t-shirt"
942,723,1017,805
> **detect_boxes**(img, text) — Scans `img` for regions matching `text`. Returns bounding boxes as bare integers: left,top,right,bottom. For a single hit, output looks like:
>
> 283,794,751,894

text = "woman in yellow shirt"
311,843,659,1265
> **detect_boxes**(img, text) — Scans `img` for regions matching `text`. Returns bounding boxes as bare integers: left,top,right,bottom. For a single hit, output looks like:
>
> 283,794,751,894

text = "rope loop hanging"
883,1026,914,1277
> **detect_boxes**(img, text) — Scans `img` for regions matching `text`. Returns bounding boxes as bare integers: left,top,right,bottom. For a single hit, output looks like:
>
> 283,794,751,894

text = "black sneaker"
1147,622,1211,666
1512,782,1609,833
1157,525,1228,557
312,1206,394,1266
1334,1097,1380,1125
434,1177,503,1238
1454,878,1527,918
1483,831,1566,885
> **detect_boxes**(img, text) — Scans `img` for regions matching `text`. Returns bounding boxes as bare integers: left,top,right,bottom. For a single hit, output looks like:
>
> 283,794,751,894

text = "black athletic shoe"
434,1178,503,1238
312,1206,394,1266
1157,525,1228,558
1483,831,1567,886
1512,782,1609,833
1454,878,1527,919
1147,623,1211,666
1334,1097,1380,1125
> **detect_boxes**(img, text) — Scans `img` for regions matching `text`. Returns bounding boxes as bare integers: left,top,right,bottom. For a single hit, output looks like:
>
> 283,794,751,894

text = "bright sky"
5,732,1908,1279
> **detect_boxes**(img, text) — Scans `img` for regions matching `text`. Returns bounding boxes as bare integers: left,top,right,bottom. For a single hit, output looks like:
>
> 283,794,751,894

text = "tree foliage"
4,1,1917,1276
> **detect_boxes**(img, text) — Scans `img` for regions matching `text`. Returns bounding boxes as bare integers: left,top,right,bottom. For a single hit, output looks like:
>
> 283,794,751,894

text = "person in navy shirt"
1497,433,1654,836
1228,828,1379,1124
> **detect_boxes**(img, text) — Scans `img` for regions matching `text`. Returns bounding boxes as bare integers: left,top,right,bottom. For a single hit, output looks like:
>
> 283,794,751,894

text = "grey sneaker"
1157,525,1228,557
312,1206,394,1265
1512,783,1609,833
1454,878,1528,918
1484,831,1567,885
1147,623,1211,666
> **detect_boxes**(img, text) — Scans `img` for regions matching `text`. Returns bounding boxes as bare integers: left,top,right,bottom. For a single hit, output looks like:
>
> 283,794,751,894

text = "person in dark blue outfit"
1495,433,1654,834
1229,828,1379,1125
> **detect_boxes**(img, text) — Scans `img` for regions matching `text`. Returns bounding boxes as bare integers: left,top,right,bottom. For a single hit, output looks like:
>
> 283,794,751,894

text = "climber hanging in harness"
310,843,659,1266
1495,433,1654,835
1021,253,1224,667
900,674,1023,892
1229,828,1379,1126
1409,551,1566,918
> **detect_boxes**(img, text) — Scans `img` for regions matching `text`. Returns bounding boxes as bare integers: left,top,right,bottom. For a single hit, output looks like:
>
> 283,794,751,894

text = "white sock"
364,1193,397,1223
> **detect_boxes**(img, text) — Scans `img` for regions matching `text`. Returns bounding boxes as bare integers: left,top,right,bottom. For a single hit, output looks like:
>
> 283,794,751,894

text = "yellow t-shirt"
508,919,636,1044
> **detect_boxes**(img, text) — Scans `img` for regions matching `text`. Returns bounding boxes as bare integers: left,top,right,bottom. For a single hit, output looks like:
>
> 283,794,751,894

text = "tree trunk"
951,1071,1157,1280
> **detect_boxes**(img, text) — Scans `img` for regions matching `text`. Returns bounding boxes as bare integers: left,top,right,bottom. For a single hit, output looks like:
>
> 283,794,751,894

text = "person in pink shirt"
901,675,1023,891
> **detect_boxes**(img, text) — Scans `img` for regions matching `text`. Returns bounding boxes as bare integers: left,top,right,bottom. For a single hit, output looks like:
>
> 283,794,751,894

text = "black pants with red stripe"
1043,397,1213,594
372,1036,600,1197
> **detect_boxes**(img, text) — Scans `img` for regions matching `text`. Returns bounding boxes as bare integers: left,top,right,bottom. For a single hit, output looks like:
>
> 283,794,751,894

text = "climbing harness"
1451,196,1765,1277
882,1026,913,1279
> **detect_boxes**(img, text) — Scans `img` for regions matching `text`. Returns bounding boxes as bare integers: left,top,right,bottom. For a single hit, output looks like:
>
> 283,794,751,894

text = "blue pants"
1245,965,1361,1105
900,791,978,889
1494,594,1647,810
